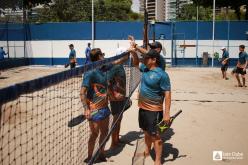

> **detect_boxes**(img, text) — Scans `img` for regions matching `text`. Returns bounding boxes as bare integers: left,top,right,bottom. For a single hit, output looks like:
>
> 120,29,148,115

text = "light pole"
212,0,216,67
92,0,94,48
151,20,155,42
196,4,199,66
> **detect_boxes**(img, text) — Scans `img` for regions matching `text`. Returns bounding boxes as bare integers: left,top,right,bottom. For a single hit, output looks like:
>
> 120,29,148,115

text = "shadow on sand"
150,128,187,163
105,131,143,158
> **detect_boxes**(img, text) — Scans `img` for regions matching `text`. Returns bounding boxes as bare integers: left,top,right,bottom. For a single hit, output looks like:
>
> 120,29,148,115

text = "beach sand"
1,67,247,165
101,67,248,165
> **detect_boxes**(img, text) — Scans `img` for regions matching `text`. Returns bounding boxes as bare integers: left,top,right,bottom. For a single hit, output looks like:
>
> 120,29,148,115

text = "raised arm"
128,35,148,55
129,49,140,68
112,52,130,65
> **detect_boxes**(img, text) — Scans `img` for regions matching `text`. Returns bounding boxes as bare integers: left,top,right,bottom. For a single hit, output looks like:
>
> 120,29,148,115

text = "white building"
139,0,193,21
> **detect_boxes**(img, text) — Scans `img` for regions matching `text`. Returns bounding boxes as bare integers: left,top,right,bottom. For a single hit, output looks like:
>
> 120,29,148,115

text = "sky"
131,0,140,13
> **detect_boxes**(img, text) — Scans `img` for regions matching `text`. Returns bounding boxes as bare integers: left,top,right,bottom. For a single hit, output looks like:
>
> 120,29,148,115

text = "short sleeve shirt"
0,49,6,60
69,49,76,59
222,51,229,60
138,64,171,111
238,51,248,65
85,47,91,64
82,67,110,111
107,65,126,101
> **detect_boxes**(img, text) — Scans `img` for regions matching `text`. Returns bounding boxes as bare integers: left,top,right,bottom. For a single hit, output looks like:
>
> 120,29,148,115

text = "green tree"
37,0,91,22
34,0,142,22
178,4,212,21
0,0,51,10
95,0,141,21
192,0,248,20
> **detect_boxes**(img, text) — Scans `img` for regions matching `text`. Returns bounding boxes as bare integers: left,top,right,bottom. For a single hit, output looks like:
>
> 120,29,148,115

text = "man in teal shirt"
131,49,171,165
235,45,248,87
220,47,229,80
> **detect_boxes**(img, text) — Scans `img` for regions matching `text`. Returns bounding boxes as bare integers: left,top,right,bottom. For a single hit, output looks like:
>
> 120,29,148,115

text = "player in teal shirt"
220,47,229,80
80,48,130,162
80,48,111,162
107,64,127,149
65,44,77,69
139,63,171,111
130,49,171,165
235,45,248,87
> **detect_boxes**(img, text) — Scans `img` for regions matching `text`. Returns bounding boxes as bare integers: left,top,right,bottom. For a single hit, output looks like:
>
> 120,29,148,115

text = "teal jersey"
238,51,248,65
69,49,76,59
138,64,171,111
107,65,126,101
82,65,113,110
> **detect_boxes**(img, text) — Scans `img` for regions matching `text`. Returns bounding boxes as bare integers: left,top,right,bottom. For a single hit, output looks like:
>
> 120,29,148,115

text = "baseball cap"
221,47,226,50
144,49,160,59
149,41,162,49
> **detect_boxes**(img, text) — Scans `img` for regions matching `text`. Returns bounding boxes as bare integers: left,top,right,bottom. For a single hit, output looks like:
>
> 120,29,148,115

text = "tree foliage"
0,0,142,22
35,0,142,22
0,0,51,10
178,4,212,21
192,0,248,20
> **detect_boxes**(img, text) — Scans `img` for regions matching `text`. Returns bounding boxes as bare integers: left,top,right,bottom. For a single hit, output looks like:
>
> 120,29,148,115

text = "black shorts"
139,108,163,136
221,64,228,71
236,67,246,75
110,98,130,115
70,62,76,69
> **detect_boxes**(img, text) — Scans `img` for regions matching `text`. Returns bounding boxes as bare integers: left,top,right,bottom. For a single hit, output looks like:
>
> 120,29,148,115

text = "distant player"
235,45,248,87
85,43,91,64
65,44,77,69
220,47,229,80
131,49,171,165
0,47,7,60
0,47,7,75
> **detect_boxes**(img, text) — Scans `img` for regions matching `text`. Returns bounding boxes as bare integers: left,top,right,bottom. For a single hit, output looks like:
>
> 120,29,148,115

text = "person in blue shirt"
65,44,77,69
131,49,171,165
85,43,91,64
235,45,248,87
80,48,130,163
0,47,7,60
220,47,229,80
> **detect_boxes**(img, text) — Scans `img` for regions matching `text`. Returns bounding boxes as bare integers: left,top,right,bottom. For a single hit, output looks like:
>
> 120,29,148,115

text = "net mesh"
0,54,141,165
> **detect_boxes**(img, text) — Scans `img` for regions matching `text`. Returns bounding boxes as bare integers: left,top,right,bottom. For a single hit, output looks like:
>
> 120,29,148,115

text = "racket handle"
171,110,182,119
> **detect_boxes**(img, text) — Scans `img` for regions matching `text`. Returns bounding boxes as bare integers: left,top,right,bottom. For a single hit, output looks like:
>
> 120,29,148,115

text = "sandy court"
0,65,65,89
100,67,248,165
1,67,248,165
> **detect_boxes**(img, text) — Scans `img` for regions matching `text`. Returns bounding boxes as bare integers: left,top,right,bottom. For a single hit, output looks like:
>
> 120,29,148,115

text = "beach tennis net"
0,53,141,165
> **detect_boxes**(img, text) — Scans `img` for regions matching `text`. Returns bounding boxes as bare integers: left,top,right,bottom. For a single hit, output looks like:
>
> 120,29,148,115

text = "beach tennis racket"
68,114,85,127
68,110,98,127
64,63,70,68
156,110,182,134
